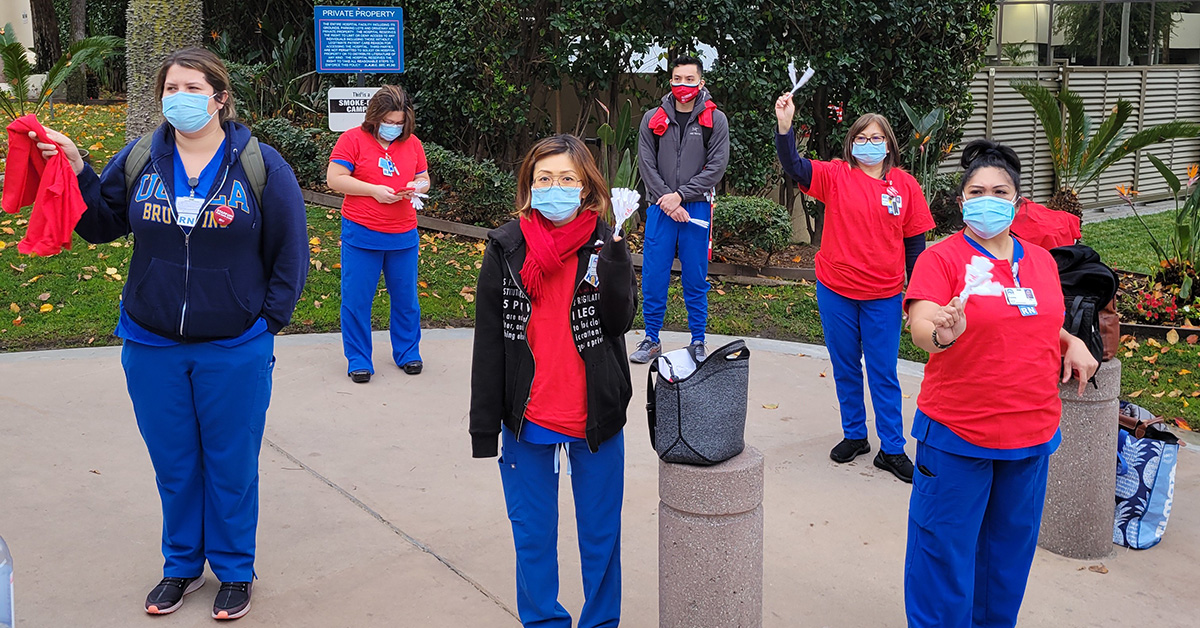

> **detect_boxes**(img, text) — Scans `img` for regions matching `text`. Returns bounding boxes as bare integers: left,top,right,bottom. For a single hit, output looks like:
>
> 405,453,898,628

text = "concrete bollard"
1039,358,1121,560
658,447,763,628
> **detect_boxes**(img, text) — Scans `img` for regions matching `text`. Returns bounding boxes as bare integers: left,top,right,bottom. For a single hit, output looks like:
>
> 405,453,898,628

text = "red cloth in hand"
2,115,88,255
518,209,598,301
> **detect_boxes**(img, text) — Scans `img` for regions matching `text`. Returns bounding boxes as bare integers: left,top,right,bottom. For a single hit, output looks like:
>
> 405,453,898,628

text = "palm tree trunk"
125,0,202,138
64,0,88,103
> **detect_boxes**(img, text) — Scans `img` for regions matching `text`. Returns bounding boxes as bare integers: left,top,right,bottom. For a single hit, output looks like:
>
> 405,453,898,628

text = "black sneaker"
874,451,915,483
689,341,707,362
349,370,371,384
145,575,205,614
829,438,871,463
212,581,252,620
629,339,662,364
402,360,423,375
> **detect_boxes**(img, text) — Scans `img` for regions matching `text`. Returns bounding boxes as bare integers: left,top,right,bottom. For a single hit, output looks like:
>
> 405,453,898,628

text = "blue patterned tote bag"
1115,402,1181,549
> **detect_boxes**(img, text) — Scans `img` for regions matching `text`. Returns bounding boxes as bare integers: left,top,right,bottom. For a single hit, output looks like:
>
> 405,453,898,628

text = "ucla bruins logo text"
135,175,251,228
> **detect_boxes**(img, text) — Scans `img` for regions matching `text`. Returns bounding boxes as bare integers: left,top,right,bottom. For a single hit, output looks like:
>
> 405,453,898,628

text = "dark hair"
515,135,610,218
958,139,1022,197
670,55,703,77
362,84,415,141
842,113,901,170
154,48,236,123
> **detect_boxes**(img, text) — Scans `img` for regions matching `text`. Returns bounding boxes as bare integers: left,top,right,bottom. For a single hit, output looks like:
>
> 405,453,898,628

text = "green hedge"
712,195,792,260
249,119,516,228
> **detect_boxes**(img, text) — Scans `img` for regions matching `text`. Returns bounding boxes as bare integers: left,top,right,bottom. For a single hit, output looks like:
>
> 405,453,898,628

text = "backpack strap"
123,135,155,203
646,360,659,448
239,137,268,207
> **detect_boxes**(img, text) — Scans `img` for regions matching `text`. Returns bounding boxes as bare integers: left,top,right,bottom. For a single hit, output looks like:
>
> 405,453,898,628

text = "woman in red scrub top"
903,139,1098,628
775,92,935,482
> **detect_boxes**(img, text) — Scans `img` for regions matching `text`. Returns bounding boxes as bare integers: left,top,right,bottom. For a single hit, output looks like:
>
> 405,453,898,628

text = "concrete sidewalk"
1,329,1197,627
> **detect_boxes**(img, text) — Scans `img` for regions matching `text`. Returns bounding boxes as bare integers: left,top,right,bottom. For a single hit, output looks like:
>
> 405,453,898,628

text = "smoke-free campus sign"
315,6,404,73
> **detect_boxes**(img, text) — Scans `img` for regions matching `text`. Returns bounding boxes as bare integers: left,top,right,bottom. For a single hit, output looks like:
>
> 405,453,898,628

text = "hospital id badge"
1004,287,1037,307
175,195,204,228
584,254,600,287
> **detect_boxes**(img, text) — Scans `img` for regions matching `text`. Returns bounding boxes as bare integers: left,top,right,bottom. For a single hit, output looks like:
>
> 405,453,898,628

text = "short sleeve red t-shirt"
329,127,428,233
904,233,1066,449
802,160,935,300
1010,200,1081,250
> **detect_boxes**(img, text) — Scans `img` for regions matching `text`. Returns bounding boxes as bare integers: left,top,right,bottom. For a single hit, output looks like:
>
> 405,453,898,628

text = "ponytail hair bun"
957,139,1023,197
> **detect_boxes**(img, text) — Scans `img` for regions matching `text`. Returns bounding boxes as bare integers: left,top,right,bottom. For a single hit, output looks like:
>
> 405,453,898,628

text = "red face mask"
671,83,700,103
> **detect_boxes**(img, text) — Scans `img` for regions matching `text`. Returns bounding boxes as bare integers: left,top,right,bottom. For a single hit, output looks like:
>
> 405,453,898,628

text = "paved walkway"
1,329,1197,627
1082,198,1176,225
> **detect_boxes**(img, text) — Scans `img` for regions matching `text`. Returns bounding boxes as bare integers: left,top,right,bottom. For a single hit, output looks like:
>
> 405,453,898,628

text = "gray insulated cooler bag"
646,339,750,465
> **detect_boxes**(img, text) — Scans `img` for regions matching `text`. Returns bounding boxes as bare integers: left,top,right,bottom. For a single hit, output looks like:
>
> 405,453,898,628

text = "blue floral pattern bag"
1114,402,1180,550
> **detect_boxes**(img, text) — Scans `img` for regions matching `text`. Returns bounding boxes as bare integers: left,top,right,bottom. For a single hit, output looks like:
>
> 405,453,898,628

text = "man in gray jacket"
630,55,730,364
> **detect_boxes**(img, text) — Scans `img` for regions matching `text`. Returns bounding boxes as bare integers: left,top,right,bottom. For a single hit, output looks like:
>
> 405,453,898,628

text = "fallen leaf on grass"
1180,369,1191,375
332,263,341,269
1087,564,1109,574
1143,355,1159,364
1147,338,1162,348
309,237,321,246
1124,351,1134,358
1161,346,1171,354
1168,389,1182,398
1167,329,1180,345
313,259,323,271
762,403,779,410
105,267,118,275
8,303,17,314
0,227,13,235
1129,389,1144,398
12,316,22,326
716,289,726,295
1188,334,1199,345
459,286,475,302
37,292,50,301
39,304,53,313
1152,391,1166,398
418,280,428,288
313,300,322,308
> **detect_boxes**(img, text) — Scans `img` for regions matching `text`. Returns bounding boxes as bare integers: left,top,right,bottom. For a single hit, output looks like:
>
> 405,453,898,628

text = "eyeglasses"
853,135,887,146
532,175,582,189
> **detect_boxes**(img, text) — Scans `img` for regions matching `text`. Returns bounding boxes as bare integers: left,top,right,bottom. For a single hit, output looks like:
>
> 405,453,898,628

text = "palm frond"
1081,120,1200,189
1076,100,1134,187
1060,88,1089,181
1012,80,1066,181
37,36,122,111
0,41,33,110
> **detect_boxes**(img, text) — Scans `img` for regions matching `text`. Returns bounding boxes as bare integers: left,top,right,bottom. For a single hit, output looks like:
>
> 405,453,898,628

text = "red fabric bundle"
2,115,88,255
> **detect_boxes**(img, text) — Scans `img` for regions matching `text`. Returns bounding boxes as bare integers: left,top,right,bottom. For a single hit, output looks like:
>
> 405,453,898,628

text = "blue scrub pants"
641,201,711,344
340,241,422,374
905,441,1049,628
499,427,624,628
815,281,906,454
121,332,275,582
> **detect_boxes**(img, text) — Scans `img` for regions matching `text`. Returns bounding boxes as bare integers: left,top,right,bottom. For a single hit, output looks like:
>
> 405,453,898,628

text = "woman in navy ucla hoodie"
33,49,307,620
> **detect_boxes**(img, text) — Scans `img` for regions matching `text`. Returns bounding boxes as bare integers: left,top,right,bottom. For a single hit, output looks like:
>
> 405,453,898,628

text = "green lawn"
1081,209,1173,275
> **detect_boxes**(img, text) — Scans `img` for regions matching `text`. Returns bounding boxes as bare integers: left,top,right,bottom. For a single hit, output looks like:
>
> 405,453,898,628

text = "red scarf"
519,210,598,301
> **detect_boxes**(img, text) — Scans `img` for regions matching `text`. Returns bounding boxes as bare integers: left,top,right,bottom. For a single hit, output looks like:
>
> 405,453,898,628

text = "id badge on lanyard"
1003,261,1038,316
175,194,204,228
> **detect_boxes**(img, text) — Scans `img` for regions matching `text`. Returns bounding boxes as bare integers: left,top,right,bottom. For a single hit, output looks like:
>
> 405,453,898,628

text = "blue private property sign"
315,5,404,73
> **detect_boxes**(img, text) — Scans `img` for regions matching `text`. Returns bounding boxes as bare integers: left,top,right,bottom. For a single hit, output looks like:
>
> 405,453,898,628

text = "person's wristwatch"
932,328,956,350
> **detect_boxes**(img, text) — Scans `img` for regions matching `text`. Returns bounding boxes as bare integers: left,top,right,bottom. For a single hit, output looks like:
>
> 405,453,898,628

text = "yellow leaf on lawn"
1129,389,1143,398
1124,351,1134,358
309,237,321,245
0,241,6,251
418,281,428,288
88,142,103,151
1152,391,1166,398
113,274,121,281
1143,355,1159,364
8,303,18,314
105,267,118,275
1,227,13,235
1168,329,1180,345
332,263,341,269
1180,369,1192,375
39,304,53,313
1147,338,1162,348
762,403,779,410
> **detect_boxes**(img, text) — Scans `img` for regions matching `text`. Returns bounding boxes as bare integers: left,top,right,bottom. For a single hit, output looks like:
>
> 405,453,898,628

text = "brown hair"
515,135,610,219
154,48,236,123
361,85,415,141
842,113,901,170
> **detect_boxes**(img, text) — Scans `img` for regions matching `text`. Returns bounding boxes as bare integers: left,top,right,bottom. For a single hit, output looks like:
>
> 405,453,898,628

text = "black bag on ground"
647,340,750,465
1051,244,1119,365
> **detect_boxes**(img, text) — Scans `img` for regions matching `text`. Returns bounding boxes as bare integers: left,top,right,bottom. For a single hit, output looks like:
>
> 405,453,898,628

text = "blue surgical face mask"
162,92,216,133
379,123,403,141
962,194,1017,239
851,142,888,166
531,186,582,222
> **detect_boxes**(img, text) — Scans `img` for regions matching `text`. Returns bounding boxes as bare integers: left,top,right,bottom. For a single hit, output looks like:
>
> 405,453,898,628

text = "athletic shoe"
874,451,915,483
212,581,252,620
145,575,205,615
690,340,707,362
349,370,371,384
829,437,871,463
402,360,423,375
629,339,662,364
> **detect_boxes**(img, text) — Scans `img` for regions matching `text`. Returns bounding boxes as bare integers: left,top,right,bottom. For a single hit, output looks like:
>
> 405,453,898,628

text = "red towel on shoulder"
2,115,88,255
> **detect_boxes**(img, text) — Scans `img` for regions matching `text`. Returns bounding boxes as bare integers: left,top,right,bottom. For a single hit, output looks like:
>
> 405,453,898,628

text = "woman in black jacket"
470,134,635,628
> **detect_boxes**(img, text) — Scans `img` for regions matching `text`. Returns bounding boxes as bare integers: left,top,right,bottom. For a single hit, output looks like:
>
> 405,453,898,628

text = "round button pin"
213,205,235,226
